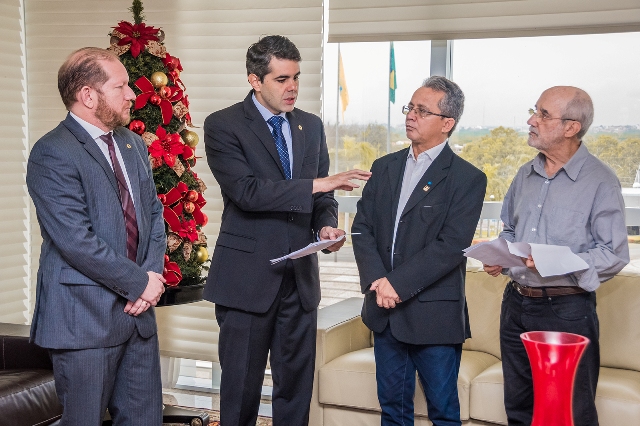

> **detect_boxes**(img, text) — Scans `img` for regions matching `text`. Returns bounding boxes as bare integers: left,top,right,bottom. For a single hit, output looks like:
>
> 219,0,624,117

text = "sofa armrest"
0,323,52,371
316,297,371,369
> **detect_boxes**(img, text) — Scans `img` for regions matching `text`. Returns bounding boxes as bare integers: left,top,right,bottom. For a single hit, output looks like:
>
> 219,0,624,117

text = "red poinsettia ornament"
148,126,184,167
113,21,160,58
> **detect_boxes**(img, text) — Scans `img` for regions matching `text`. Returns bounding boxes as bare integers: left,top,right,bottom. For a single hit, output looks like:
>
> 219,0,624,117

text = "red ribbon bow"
159,182,207,234
134,76,183,125
163,255,182,287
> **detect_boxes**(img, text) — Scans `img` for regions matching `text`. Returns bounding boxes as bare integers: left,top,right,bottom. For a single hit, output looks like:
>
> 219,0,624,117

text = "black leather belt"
510,280,586,298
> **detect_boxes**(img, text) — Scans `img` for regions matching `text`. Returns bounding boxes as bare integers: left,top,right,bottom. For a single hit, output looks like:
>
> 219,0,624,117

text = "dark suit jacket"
203,92,338,313
26,114,166,350
352,144,487,345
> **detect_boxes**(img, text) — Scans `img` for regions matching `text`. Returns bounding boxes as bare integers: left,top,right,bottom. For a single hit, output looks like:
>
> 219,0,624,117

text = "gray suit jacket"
26,114,166,350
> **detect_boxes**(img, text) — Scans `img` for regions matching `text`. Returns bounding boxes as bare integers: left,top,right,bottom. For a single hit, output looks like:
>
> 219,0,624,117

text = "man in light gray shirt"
484,86,629,426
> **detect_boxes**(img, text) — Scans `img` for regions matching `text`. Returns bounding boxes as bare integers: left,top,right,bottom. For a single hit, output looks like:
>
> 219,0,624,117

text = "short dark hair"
422,76,465,137
246,35,301,82
58,47,120,109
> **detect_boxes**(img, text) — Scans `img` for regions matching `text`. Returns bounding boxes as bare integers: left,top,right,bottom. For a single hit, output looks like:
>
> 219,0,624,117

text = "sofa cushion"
0,369,62,426
596,269,640,372
463,270,508,360
596,366,640,425
469,362,507,425
319,348,500,421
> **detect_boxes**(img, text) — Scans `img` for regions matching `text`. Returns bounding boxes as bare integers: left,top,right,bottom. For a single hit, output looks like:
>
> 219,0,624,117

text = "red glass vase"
520,331,590,426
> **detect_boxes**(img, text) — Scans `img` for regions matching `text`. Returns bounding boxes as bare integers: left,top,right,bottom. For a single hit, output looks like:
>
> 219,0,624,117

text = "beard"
95,94,131,130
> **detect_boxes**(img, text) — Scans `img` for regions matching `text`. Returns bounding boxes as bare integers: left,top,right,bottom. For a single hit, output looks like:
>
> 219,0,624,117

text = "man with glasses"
483,86,629,426
352,76,486,426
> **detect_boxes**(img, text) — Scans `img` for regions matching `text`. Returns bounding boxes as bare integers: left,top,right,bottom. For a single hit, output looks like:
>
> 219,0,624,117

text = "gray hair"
563,89,594,140
422,76,465,136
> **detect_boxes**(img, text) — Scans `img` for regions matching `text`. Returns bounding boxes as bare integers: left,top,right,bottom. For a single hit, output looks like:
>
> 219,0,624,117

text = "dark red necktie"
100,133,139,262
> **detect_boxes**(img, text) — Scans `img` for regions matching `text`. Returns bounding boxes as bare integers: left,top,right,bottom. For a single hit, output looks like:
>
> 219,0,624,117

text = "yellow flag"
338,52,349,120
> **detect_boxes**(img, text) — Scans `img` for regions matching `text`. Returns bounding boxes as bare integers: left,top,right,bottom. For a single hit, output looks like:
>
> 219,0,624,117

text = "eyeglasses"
528,108,578,122
402,105,451,119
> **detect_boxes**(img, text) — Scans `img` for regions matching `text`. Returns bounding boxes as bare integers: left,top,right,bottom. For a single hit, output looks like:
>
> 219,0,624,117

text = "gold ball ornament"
195,246,209,263
181,130,199,148
150,72,169,88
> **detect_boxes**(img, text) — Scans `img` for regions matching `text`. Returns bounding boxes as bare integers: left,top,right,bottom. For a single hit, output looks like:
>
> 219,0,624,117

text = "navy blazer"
26,114,166,349
352,144,487,345
203,92,338,313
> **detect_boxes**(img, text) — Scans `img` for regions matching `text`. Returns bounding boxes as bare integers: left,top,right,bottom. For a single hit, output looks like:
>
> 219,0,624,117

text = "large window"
453,32,640,200
322,41,431,190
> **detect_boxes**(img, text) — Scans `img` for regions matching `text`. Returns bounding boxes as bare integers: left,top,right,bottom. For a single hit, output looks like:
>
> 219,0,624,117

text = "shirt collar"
528,142,589,181
69,111,110,140
252,93,288,124
408,139,448,162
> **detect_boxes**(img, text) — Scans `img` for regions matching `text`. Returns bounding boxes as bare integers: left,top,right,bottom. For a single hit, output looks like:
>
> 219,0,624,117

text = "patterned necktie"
267,115,292,179
99,133,139,262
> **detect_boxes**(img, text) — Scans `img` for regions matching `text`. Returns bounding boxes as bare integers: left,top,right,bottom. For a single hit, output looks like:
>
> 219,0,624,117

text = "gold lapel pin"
423,181,432,192
298,125,303,130
126,144,132,149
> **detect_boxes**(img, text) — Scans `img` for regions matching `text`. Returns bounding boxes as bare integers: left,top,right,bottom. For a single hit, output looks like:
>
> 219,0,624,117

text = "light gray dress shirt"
392,140,447,264
252,93,293,177
69,112,135,205
500,142,629,291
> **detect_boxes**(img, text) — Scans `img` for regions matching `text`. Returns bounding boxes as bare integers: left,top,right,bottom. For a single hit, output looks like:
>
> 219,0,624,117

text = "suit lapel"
62,114,119,196
400,143,454,218
288,110,305,179
388,149,407,221
243,93,288,179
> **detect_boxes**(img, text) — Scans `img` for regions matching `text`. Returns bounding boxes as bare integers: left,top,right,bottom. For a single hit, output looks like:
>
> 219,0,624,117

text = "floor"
162,257,364,418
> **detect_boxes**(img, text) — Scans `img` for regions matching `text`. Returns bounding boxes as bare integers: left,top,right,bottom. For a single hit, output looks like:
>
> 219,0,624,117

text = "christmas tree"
107,0,209,287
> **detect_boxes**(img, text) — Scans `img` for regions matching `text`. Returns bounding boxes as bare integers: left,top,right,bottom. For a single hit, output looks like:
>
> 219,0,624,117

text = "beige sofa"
311,266,640,426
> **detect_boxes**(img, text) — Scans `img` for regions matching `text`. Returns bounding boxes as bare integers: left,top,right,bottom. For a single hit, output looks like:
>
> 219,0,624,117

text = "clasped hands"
371,277,401,309
124,271,166,316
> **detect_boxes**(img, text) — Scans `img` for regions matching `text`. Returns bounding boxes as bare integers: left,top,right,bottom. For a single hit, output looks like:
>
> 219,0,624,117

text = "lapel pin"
298,125,303,130
423,182,432,192
126,144,132,149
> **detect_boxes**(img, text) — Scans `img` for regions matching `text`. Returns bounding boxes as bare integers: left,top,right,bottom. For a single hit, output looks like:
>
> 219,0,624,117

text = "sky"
322,32,640,129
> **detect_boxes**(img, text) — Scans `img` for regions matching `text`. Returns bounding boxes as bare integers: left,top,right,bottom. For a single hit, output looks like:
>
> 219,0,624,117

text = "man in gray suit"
26,47,167,425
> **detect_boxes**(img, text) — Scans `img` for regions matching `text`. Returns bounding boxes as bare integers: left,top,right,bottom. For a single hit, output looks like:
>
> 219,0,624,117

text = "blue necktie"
267,115,291,180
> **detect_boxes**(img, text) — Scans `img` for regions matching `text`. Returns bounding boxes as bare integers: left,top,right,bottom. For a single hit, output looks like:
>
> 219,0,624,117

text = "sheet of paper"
463,238,589,278
270,235,346,265
528,243,589,277
463,238,524,268
505,241,531,258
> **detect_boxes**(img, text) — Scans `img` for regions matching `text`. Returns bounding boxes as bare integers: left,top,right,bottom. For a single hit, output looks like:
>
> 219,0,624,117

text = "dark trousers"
50,329,162,426
500,282,600,426
215,262,317,426
373,325,462,426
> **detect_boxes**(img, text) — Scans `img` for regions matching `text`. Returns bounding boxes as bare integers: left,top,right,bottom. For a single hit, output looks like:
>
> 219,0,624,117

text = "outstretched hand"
313,169,371,193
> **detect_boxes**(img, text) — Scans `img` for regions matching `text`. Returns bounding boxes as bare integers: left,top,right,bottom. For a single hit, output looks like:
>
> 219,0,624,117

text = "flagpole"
335,44,340,175
387,42,391,154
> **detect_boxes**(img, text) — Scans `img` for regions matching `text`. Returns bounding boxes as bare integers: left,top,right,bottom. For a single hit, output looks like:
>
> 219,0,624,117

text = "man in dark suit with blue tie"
203,36,370,426
26,47,167,425
352,77,487,426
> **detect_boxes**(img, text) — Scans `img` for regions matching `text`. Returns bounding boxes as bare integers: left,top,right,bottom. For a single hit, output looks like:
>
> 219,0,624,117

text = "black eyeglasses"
402,105,451,119
528,108,578,122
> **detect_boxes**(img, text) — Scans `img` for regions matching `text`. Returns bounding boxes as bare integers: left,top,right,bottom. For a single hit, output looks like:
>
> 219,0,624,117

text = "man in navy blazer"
203,36,370,426
352,77,487,426
26,47,166,425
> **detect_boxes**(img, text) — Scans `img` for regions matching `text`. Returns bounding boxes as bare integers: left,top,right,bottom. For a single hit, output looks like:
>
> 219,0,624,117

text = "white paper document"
463,238,589,277
270,235,346,265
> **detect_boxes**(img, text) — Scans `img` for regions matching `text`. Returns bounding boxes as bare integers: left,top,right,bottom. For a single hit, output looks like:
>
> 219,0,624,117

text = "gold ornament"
195,246,209,263
150,72,169,88
181,130,199,148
